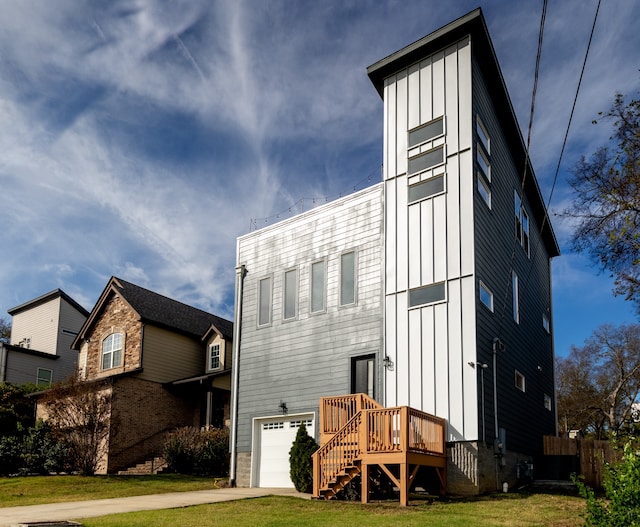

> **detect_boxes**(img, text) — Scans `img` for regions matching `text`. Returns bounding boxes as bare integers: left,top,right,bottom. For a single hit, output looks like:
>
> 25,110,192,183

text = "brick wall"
106,376,198,473
84,294,142,380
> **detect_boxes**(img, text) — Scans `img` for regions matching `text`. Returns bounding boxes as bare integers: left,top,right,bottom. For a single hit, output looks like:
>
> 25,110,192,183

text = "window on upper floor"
512,271,520,324
479,281,493,312
283,269,297,320
36,367,52,387
258,277,272,326
476,118,491,208
515,370,526,392
544,393,552,411
476,117,490,154
515,191,530,256
408,146,444,176
408,174,445,204
408,281,446,308
543,313,550,333
340,251,356,306
208,343,221,370
101,333,123,370
408,116,444,148
310,260,326,313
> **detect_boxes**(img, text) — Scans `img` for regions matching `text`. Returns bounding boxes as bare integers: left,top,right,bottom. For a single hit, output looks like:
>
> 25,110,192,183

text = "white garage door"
256,415,315,488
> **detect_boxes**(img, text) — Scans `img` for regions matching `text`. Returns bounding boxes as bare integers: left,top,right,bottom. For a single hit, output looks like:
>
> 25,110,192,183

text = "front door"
351,355,375,397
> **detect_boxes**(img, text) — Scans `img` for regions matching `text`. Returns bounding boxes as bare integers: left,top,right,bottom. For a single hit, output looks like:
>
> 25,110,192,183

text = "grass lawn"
0,475,216,507
79,492,586,527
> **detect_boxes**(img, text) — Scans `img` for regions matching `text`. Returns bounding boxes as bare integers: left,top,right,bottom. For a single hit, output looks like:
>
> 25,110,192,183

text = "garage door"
256,415,315,487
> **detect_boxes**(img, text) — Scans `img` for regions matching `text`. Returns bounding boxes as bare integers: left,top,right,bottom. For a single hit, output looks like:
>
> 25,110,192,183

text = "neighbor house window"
283,269,297,320
512,271,519,324
408,146,444,175
36,368,52,387
515,370,526,392
340,251,356,306
311,260,326,313
209,344,221,370
408,116,444,148
101,333,123,370
258,277,272,326
408,174,445,203
479,282,493,312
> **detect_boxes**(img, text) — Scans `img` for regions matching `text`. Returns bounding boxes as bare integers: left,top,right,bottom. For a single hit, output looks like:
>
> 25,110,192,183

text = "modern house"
36,276,233,474
1,289,88,386
231,8,559,497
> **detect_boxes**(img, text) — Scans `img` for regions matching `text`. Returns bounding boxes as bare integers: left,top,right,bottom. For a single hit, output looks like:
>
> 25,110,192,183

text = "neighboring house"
231,8,559,496
0,289,88,386
37,276,233,474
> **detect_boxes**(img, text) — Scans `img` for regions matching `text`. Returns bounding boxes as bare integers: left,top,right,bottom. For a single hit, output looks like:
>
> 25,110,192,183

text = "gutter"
229,264,246,487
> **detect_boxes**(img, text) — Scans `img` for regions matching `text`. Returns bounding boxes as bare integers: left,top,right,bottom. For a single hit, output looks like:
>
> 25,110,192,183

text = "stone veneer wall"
84,294,142,380
235,451,252,487
105,376,198,473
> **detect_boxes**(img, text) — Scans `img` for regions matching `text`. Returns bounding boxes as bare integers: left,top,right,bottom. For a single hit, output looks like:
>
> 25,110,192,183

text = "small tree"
0,383,37,436
163,426,230,477
289,422,318,493
39,374,113,475
0,317,10,344
575,439,640,526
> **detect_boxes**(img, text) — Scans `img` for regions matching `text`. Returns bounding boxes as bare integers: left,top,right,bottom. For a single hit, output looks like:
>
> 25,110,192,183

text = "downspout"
493,337,505,490
229,264,246,487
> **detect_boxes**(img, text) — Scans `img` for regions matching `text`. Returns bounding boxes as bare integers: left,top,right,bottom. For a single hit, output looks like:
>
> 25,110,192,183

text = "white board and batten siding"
383,37,478,442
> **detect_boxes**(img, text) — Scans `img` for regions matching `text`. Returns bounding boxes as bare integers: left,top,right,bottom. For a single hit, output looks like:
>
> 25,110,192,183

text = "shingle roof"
111,277,233,340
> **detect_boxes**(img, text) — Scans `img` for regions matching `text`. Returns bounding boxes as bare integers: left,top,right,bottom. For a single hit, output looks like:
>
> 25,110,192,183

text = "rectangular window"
409,282,446,308
512,271,519,324
542,313,550,333
479,281,493,312
476,116,490,154
283,269,297,320
514,191,523,243
514,191,531,257
477,173,491,208
515,370,526,392
208,344,221,370
477,149,490,181
544,394,552,411
408,116,444,148
36,368,52,387
340,251,356,306
311,260,326,313
258,277,271,326
408,146,444,175
408,174,445,203
522,209,530,256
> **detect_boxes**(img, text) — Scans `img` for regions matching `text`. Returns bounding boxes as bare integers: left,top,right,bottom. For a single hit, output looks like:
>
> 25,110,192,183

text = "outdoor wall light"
279,400,288,415
383,355,394,371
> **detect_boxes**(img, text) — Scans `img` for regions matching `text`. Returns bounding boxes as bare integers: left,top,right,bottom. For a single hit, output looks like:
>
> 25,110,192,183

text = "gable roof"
73,277,233,349
367,8,559,259
8,288,90,318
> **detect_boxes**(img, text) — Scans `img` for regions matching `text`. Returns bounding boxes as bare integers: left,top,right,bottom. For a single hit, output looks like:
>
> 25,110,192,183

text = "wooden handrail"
319,394,381,445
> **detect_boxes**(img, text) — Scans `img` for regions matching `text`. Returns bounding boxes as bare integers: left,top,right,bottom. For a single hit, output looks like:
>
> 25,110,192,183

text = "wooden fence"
543,436,619,488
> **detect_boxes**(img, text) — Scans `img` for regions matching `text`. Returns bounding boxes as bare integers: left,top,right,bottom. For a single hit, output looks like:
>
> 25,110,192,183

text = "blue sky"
1,0,638,357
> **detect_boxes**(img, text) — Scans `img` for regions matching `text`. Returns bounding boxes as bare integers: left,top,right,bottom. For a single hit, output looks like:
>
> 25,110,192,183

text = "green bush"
163,427,229,477
574,439,640,526
0,383,37,436
289,422,318,493
0,434,21,475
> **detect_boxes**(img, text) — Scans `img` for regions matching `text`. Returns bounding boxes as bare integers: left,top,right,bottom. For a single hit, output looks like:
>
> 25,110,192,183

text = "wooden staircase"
313,394,447,505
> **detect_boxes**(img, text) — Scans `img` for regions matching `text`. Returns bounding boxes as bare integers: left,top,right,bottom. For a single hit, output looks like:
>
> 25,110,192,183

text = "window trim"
101,332,123,370
515,370,526,392
283,268,298,320
310,259,327,314
339,250,357,307
257,276,272,327
36,367,52,387
208,343,221,371
408,281,447,309
479,281,493,312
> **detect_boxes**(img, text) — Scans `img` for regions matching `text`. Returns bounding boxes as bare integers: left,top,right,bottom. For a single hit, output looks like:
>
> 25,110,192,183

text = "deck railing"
319,393,380,445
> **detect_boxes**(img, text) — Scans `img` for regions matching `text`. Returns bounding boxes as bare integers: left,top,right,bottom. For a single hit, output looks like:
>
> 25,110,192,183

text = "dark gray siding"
472,58,555,455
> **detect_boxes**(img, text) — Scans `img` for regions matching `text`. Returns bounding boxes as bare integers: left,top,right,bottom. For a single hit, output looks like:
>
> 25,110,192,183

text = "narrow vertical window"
542,313,550,333
479,282,493,312
512,271,519,324
514,191,523,243
544,394,552,411
476,117,490,154
311,260,325,313
283,269,297,320
258,277,271,326
522,210,530,256
515,370,526,392
209,344,221,370
340,251,356,306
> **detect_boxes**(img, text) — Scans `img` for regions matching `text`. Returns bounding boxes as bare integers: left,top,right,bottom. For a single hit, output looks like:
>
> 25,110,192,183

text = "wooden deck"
312,394,447,505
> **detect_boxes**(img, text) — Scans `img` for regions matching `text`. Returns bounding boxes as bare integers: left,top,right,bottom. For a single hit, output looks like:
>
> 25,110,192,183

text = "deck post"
399,461,408,506
361,463,370,504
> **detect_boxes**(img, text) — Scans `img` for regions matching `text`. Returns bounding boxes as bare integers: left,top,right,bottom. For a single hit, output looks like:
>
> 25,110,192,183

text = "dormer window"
209,343,221,370
102,333,122,370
